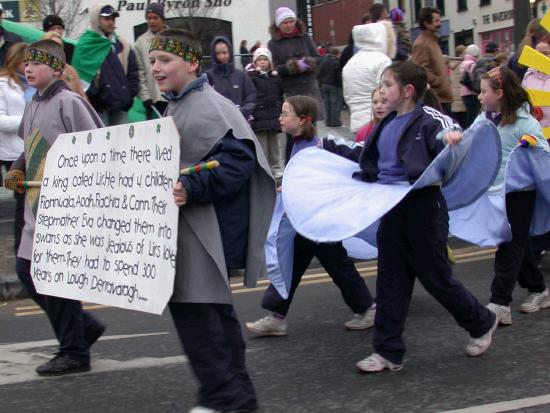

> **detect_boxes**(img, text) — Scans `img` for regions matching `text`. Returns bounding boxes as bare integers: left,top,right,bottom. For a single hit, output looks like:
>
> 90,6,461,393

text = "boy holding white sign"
149,30,275,413
4,40,106,376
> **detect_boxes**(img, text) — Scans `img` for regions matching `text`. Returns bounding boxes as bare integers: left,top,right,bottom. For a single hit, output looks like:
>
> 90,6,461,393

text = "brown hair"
383,61,442,110
0,43,28,87
418,7,441,30
284,95,319,141
481,65,533,126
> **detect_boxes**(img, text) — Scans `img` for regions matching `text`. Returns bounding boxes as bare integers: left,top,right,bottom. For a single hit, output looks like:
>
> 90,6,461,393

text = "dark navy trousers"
169,302,258,412
491,190,546,305
16,258,104,362
262,234,374,317
373,187,495,364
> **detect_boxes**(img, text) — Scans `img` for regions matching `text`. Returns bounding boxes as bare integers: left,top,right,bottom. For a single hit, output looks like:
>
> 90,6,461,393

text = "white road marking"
441,394,550,412
0,332,179,386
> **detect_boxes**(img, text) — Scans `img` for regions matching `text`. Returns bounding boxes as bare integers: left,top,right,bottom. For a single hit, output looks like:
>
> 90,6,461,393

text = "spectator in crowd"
240,39,251,68
206,36,257,120
268,6,322,161
0,7,22,66
412,7,453,115
250,40,261,55
494,52,509,66
340,14,371,69
0,43,29,254
469,42,499,94
389,7,411,61
522,41,550,132
508,18,550,80
369,3,388,23
246,47,284,177
343,21,395,133
317,47,343,127
134,3,168,119
449,44,467,127
72,4,139,126
42,15,74,64
42,32,87,99
354,87,390,143
459,44,481,127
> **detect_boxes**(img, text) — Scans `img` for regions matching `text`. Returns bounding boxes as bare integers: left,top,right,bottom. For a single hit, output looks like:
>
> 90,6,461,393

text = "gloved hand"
296,57,311,73
142,99,154,110
3,169,25,193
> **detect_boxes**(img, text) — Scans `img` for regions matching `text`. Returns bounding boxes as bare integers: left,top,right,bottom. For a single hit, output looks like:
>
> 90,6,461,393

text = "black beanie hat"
146,3,165,20
43,15,65,32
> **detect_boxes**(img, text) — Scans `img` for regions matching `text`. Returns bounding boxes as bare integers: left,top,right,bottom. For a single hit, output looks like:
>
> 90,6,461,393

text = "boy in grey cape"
4,40,106,376
149,29,275,413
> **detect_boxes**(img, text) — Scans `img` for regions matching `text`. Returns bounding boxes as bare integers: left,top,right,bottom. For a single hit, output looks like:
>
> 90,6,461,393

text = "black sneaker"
36,354,91,377
85,323,106,348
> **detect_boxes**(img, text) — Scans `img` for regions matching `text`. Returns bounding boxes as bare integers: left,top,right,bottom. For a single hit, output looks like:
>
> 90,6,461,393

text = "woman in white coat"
343,21,395,133
0,42,32,253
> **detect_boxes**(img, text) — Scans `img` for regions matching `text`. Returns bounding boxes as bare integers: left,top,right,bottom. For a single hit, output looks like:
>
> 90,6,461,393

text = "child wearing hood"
342,21,396,133
206,36,257,120
246,47,284,177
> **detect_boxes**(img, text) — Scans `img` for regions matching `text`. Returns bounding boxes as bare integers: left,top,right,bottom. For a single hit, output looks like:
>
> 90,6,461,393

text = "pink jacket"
459,54,477,97
522,68,550,128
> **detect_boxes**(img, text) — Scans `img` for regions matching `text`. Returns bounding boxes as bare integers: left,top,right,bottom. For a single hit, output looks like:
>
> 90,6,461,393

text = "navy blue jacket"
247,70,283,132
179,133,256,269
206,36,257,119
324,104,457,183
87,39,139,112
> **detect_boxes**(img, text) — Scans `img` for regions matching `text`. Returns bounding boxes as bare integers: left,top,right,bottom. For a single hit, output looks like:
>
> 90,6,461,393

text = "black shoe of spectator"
36,354,91,376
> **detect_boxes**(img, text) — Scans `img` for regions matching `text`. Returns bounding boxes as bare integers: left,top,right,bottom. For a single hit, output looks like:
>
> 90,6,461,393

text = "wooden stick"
180,160,220,176
15,161,220,188
16,181,41,188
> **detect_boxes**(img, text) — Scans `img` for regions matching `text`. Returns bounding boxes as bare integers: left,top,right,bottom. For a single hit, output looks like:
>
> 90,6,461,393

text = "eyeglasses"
279,112,298,119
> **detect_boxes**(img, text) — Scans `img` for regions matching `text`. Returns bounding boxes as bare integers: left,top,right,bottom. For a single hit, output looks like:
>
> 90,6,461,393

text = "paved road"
1,246,550,413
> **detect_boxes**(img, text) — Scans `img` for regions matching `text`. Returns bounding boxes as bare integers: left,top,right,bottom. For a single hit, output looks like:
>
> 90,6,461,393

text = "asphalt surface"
1,246,550,413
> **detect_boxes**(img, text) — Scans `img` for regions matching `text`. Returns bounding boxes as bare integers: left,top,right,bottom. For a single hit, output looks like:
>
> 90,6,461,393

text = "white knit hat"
275,6,296,27
465,44,480,57
253,47,272,65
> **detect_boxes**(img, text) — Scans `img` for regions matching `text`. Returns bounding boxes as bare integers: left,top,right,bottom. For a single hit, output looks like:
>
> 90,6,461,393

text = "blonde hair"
0,43,28,87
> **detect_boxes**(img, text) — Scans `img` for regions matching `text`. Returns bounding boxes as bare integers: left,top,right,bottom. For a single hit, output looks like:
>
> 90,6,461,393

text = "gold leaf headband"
487,66,503,88
149,38,202,64
24,48,65,71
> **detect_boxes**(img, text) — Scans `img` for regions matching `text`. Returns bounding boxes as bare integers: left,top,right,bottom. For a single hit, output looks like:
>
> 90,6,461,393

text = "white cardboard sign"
31,117,180,314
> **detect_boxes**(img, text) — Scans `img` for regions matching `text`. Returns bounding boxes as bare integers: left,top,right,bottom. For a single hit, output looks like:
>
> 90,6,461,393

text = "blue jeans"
99,109,128,126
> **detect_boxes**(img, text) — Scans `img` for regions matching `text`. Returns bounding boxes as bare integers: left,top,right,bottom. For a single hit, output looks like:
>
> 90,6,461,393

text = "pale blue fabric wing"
282,120,501,244
264,194,295,299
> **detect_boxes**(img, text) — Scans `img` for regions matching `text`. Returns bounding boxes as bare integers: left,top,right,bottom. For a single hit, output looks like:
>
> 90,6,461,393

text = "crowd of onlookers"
1,2,549,248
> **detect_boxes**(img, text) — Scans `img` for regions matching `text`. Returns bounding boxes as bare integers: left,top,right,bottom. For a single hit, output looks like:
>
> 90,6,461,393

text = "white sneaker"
519,289,550,313
345,305,376,330
465,314,498,357
356,353,403,373
246,314,288,336
189,407,220,413
486,302,512,325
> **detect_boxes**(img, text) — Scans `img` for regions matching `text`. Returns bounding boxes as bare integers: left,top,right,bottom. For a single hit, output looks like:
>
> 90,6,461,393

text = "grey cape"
166,75,275,304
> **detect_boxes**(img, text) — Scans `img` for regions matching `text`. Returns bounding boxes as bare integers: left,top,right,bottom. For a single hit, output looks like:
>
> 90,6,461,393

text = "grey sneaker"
519,289,550,313
246,314,288,336
486,302,512,325
356,353,403,373
465,314,498,357
345,305,376,330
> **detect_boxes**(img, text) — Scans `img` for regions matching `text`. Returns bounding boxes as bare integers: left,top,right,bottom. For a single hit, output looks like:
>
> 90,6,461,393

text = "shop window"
458,0,467,11
480,0,490,6
414,0,422,21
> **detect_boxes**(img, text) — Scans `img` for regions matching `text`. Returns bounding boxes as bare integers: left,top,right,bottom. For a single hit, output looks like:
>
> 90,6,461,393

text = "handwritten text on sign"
32,118,180,314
